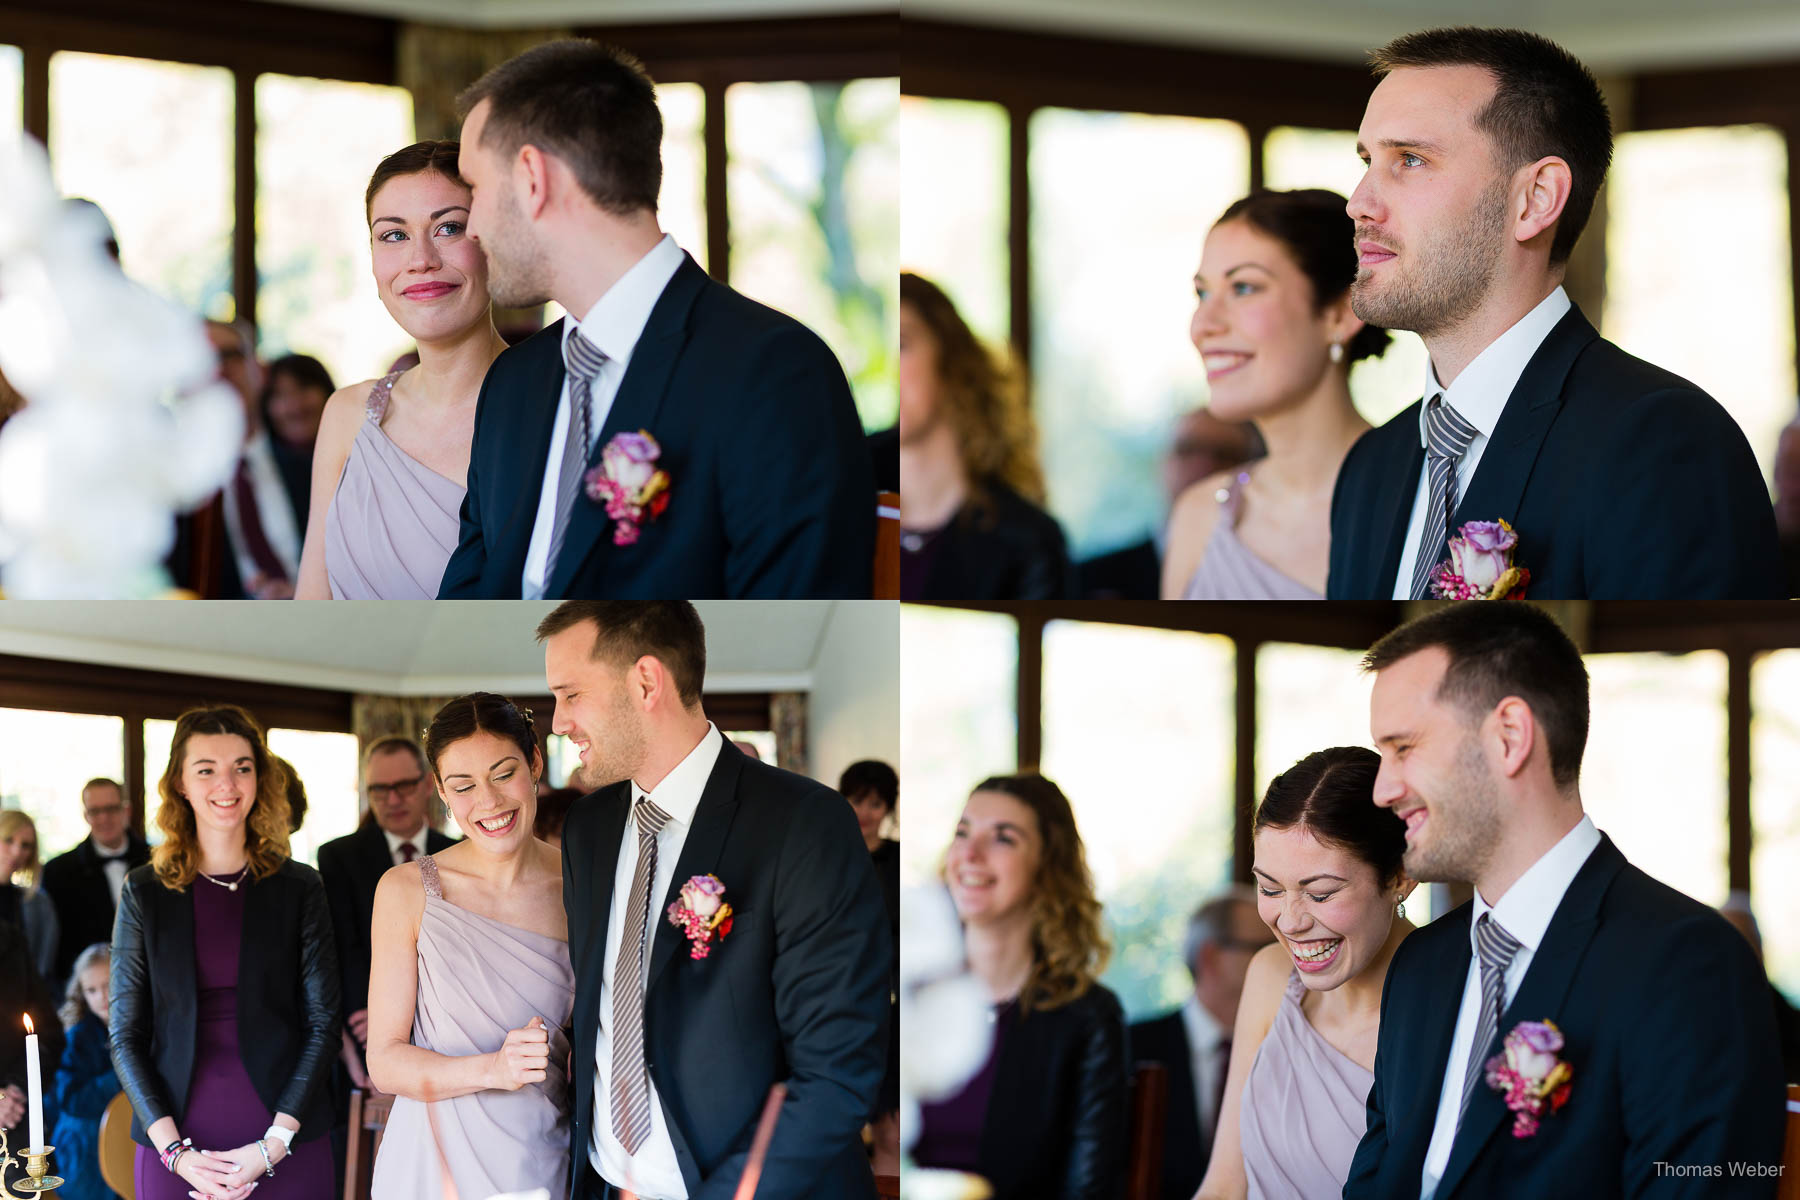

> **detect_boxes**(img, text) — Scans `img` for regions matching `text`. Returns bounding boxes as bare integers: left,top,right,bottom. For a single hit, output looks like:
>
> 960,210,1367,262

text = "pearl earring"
1395,898,1407,919
1329,342,1345,364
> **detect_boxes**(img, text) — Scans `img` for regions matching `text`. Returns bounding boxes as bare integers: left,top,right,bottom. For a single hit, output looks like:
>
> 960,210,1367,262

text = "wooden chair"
1779,1084,1800,1200
1125,1061,1168,1200
96,1089,135,1199
875,491,900,599
874,1171,901,1197
343,1087,395,1200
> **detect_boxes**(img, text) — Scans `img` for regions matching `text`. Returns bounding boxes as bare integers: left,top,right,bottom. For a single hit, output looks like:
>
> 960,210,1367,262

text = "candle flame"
20,1014,31,1035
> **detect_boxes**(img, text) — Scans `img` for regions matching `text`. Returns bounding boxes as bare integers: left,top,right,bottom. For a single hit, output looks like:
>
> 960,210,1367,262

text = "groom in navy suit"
1327,28,1783,599
1344,602,1785,1199
440,41,874,599
542,601,889,1199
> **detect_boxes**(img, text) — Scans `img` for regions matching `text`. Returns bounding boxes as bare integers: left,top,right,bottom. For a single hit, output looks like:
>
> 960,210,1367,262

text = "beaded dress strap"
365,369,404,421
418,853,442,899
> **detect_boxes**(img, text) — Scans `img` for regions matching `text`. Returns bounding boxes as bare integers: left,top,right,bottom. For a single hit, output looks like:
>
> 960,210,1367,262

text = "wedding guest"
111,705,337,1199
318,737,456,1092
533,786,581,849
54,942,121,1200
1162,190,1387,599
260,354,333,542
914,773,1127,1198
839,759,901,1173
0,810,59,984
42,777,149,987
1080,407,1262,599
212,319,306,600
0,917,60,1147
294,140,509,600
272,754,308,834
1329,28,1783,599
1774,410,1800,598
366,693,573,1198
900,273,1072,601
1718,896,1800,1084
1346,602,1785,1197
443,43,874,599
1128,886,1275,1200
1196,750,1413,1200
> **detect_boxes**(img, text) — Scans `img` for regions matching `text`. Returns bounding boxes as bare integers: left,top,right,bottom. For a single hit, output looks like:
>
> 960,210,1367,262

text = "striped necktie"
1410,395,1480,599
611,796,670,1154
542,329,609,596
1457,912,1522,1129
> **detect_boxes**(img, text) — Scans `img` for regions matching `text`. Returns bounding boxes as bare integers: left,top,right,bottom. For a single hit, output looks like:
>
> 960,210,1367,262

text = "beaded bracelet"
256,1138,276,1177
159,1136,194,1173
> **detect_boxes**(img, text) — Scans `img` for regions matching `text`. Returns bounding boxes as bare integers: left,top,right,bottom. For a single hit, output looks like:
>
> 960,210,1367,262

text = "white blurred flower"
898,886,992,1156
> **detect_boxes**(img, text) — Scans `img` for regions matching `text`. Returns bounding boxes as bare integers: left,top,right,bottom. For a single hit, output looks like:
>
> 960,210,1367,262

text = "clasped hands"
173,1134,287,1200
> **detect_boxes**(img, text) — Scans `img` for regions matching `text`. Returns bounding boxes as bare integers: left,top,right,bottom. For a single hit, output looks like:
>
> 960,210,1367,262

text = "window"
0,708,125,862
254,73,416,387
1040,620,1234,1018
268,727,359,868
1751,649,1800,1002
899,605,1017,886
899,96,1008,343
657,81,708,272
1583,651,1728,905
728,78,899,432
1029,109,1249,558
49,52,234,318
1605,126,1796,486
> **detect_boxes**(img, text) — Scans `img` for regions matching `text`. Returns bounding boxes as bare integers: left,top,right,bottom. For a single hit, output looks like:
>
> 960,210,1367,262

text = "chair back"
97,1089,135,1198
874,1171,901,1197
344,1087,396,1200
875,491,900,599
1779,1084,1800,1200
1125,1060,1168,1200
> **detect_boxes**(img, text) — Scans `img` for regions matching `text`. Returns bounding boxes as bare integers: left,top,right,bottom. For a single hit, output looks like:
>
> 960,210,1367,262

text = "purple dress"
132,881,332,1200
1181,469,1323,600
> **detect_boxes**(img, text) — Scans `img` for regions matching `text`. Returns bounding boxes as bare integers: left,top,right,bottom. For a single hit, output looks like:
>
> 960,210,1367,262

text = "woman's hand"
174,1147,255,1198
0,1085,23,1130
200,1142,272,1190
488,1016,549,1091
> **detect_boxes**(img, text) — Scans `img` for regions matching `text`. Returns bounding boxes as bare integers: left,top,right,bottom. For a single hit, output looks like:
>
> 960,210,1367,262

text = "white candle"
22,1015,42,1151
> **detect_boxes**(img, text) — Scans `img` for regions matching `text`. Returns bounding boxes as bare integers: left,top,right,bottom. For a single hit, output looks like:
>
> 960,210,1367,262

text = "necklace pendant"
228,882,238,891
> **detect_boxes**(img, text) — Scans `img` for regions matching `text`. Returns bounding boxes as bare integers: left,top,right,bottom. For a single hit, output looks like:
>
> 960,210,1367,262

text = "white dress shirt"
92,837,130,909
1419,814,1601,1199
522,234,687,598
1180,994,1228,1145
381,825,428,867
221,428,303,590
591,722,723,1200
1390,287,1572,598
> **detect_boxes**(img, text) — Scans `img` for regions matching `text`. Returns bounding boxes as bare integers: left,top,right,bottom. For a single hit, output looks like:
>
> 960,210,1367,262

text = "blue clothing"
52,1014,122,1200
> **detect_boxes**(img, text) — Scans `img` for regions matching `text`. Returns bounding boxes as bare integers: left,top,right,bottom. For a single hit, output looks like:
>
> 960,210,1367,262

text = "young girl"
54,942,122,1200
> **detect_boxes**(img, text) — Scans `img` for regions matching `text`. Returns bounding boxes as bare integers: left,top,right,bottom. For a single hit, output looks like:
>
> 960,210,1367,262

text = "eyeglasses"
368,777,425,801
83,804,126,819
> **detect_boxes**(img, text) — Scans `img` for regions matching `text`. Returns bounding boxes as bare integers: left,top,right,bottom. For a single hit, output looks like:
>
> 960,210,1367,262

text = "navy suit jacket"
1344,835,1787,1200
1327,306,1785,599
439,254,875,598
562,741,890,1200
1127,1010,1207,1200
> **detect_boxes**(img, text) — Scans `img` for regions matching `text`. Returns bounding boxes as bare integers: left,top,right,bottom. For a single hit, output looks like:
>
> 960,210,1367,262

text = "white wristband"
263,1125,296,1151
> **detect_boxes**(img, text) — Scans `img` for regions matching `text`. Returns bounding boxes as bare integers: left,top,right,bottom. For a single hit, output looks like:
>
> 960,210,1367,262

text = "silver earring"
1396,899,1406,919
1329,342,1345,364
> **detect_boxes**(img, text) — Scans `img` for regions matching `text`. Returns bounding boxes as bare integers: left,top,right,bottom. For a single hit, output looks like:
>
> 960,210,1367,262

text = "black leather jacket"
109,859,340,1146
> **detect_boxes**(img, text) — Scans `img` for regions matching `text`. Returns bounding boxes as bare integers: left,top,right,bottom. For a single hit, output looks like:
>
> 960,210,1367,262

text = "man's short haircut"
535,601,707,708
838,760,898,813
1362,601,1590,788
456,38,662,217
1370,27,1612,264
363,736,429,780
1182,885,1258,980
81,777,124,804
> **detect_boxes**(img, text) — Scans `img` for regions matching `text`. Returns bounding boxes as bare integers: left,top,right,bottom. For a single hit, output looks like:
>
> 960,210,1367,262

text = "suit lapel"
580,788,632,997
357,823,392,881
1375,429,1427,594
1389,913,1476,1178
490,324,569,589
646,744,743,997
1452,306,1598,534
1435,836,1622,1200
545,258,707,598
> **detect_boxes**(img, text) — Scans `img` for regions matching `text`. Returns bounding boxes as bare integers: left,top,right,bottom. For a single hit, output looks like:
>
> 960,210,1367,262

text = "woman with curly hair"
899,273,1073,600
111,705,337,1200
913,773,1127,1199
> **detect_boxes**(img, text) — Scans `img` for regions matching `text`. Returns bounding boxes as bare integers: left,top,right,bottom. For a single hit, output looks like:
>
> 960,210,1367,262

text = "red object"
732,1082,788,1200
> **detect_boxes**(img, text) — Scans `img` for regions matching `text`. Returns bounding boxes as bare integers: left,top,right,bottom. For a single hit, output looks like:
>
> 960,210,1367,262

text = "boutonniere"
583,430,672,546
1484,1019,1574,1138
1430,518,1531,599
666,874,733,959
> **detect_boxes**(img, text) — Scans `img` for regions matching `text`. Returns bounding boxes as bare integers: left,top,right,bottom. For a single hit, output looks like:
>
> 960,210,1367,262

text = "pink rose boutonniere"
666,874,734,960
1430,518,1531,600
583,430,672,546
1484,1019,1574,1138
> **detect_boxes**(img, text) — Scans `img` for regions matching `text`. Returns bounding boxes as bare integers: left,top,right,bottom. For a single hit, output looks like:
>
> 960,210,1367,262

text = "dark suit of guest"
1328,306,1786,599
0,919,62,1140
1345,836,1785,1200
42,833,150,985
1077,538,1162,599
1127,1010,1208,1200
439,253,875,599
316,822,456,1038
562,739,889,1200
902,482,1075,601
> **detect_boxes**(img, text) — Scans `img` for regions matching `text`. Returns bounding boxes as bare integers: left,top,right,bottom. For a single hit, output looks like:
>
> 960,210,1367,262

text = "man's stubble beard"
572,691,648,793
1351,177,1510,339
480,187,553,309
1403,732,1503,884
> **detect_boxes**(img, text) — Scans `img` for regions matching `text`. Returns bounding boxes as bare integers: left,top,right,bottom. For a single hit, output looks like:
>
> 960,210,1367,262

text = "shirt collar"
1417,286,1572,449
630,722,723,831
1470,813,1601,955
562,233,684,368
1180,991,1225,1051
382,824,427,858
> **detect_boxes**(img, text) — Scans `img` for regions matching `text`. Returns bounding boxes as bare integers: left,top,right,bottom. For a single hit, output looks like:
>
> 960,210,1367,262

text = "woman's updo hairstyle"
424,692,540,781
1216,188,1392,364
365,139,465,222
1254,746,1405,884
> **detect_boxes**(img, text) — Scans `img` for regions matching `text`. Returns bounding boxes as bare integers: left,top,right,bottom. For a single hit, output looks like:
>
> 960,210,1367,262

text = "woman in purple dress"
110,706,337,1200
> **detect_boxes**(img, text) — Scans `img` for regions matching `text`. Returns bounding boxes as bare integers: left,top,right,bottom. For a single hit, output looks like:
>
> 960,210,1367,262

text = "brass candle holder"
0,1128,63,1194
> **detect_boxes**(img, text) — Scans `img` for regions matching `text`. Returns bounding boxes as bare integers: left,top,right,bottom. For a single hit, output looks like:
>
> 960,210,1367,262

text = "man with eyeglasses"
1128,886,1278,1200
42,776,149,992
